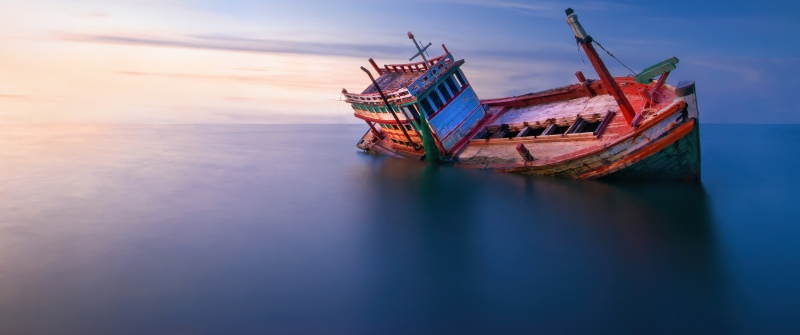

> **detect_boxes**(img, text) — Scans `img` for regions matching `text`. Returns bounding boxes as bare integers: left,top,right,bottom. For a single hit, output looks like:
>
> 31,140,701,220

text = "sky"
0,0,798,124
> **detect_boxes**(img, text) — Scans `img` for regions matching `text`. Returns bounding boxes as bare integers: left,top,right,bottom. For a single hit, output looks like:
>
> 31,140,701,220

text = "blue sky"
0,0,797,123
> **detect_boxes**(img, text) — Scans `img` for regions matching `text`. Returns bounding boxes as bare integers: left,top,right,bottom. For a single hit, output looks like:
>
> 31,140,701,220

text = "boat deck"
454,83,680,170
491,95,618,128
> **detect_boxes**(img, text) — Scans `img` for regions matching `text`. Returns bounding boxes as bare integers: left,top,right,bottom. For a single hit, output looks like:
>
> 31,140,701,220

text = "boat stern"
604,81,701,181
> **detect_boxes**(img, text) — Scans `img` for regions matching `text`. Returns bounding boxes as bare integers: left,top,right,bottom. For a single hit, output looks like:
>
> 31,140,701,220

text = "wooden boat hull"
604,122,700,181
499,117,700,181
346,11,700,181
474,96,700,181
357,84,702,181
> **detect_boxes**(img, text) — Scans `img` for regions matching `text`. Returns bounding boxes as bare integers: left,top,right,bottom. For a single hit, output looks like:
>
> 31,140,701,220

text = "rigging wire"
335,92,343,115
592,39,637,76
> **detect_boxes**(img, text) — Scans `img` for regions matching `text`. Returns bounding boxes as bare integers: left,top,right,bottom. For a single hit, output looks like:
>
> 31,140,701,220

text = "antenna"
407,32,432,69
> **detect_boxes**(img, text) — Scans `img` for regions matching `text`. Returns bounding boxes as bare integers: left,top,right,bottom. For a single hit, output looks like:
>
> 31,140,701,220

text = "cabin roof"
360,71,422,95
360,53,448,95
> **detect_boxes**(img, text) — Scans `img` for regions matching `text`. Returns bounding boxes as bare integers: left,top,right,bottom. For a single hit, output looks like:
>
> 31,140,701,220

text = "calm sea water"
0,124,798,334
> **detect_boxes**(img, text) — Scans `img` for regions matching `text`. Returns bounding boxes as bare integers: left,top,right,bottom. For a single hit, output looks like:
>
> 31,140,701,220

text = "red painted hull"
357,78,701,181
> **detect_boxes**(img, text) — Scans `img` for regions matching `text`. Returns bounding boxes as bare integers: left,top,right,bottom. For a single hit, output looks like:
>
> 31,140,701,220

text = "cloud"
0,94,27,99
453,0,556,12
58,32,410,59
57,30,580,65
74,10,109,19
167,106,354,124
687,59,763,83
115,70,343,89
440,0,637,15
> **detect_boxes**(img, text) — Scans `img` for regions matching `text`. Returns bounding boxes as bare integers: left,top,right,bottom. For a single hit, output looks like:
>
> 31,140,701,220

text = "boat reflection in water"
355,155,730,333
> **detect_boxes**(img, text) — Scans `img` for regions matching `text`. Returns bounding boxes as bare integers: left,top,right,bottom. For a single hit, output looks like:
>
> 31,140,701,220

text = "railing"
343,88,413,105
352,110,408,122
381,55,445,74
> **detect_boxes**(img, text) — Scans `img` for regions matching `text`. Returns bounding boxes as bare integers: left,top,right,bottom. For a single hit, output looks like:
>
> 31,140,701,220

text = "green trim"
635,57,679,84
416,112,442,164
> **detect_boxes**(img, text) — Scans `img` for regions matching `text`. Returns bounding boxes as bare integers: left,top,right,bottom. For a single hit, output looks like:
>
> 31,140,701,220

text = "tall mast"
565,8,636,125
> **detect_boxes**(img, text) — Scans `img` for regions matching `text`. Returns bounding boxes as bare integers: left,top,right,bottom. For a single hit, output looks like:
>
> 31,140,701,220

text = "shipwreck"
343,8,700,180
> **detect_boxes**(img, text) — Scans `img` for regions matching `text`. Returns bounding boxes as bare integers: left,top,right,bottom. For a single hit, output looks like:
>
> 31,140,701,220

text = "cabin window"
419,99,433,116
450,74,463,91
429,93,443,111
454,70,467,87
391,139,398,143
405,124,413,130
437,84,452,102
405,104,421,119
391,124,399,130
444,77,459,95
506,130,520,138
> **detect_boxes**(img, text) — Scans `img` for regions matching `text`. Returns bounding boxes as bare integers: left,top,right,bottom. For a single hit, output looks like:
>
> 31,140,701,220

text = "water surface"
0,124,798,334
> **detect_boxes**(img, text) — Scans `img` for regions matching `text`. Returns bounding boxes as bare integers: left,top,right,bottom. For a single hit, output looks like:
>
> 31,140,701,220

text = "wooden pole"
360,67,419,150
365,120,382,138
579,42,636,124
566,8,636,125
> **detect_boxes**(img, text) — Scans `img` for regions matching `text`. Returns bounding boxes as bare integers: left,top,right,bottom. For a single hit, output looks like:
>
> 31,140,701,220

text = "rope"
576,41,585,64
335,92,343,115
592,39,637,76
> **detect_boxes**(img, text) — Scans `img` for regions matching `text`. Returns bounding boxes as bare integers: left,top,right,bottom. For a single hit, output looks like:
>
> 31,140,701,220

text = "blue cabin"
345,43,486,158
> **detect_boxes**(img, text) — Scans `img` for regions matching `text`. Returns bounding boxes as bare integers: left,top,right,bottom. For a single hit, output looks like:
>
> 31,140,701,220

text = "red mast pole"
566,8,636,125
